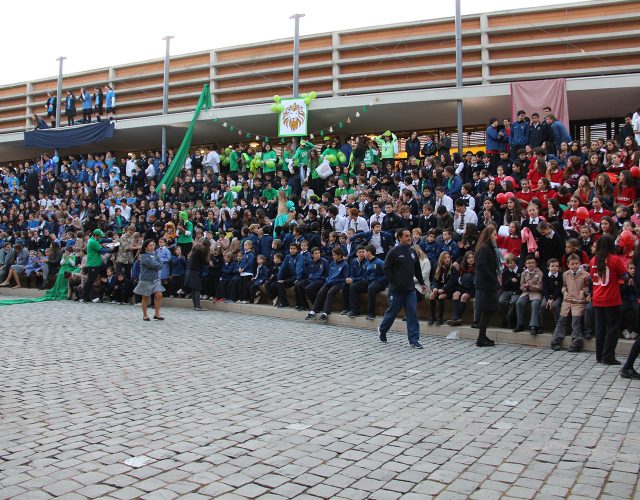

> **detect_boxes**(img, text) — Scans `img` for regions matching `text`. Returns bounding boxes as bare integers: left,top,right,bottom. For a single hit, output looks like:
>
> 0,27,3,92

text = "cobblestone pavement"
1,300,639,500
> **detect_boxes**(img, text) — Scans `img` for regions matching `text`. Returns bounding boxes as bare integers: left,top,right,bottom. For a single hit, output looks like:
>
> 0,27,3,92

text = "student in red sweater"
516,179,535,207
497,221,522,257
588,196,611,229
590,234,628,365
614,170,637,208
532,178,556,214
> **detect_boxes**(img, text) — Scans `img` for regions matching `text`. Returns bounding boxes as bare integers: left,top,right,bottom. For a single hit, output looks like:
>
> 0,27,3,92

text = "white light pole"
55,56,66,129
455,0,464,155
290,13,304,150
161,35,174,164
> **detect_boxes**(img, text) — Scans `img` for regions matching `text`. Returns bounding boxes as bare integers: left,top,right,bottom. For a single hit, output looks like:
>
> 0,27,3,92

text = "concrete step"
0,288,633,356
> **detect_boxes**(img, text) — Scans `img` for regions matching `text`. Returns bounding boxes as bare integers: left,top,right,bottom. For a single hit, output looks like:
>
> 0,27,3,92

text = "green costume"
262,187,278,201
229,150,240,172
321,147,340,167
375,132,398,163
261,150,278,174
177,211,194,244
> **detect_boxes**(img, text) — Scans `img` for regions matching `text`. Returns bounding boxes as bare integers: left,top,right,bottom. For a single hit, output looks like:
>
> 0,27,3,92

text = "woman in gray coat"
134,239,165,321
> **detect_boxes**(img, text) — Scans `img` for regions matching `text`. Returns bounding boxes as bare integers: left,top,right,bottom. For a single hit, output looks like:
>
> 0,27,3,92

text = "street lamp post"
161,35,174,164
55,56,66,129
290,13,304,151
455,0,464,155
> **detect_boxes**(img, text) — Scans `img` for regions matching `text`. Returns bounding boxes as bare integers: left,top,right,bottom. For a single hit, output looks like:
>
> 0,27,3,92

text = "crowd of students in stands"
1,104,640,377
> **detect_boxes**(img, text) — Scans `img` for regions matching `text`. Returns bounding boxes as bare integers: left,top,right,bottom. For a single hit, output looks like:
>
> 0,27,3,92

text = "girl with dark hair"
133,239,165,321
590,234,627,365
473,225,502,347
184,240,210,310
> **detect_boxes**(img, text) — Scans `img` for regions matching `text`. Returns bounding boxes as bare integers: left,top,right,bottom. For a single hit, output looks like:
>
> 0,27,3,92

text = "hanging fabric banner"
510,78,569,130
24,121,115,148
158,84,212,193
278,98,308,137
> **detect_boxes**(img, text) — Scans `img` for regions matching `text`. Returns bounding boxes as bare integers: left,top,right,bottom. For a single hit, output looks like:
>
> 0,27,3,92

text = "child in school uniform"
551,253,591,352
514,254,544,334
447,251,476,326
428,252,454,326
499,253,521,328
216,252,239,302
249,254,269,304
540,258,563,333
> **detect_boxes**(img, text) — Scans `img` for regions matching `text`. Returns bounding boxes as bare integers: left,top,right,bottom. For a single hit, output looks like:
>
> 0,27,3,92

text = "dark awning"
24,121,115,148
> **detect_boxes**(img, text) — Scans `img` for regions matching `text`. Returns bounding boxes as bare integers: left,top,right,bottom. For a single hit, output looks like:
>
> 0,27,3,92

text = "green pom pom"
231,185,242,193
222,157,230,167
324,154,337,165
337,152,347,164
309,91,317,99
265,160,275,169
278,104,285,112
224,147,232,156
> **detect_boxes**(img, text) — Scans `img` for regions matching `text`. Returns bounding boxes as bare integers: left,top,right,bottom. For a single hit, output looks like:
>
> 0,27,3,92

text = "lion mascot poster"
278,98,308,137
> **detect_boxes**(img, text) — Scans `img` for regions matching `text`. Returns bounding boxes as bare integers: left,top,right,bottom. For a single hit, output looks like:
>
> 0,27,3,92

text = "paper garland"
209,99,375,144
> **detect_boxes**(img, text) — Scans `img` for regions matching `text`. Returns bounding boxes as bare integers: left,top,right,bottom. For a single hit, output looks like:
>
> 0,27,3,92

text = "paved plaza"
1,300,639,500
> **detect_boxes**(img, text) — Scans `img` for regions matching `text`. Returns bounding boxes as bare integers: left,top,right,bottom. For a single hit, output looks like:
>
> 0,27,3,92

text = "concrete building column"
210,50,217,105
332,32,340,97
480,14,490,85
25,83,33,129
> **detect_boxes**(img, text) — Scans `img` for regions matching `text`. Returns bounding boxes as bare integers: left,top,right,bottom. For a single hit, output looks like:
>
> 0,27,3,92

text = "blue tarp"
24,121,115,148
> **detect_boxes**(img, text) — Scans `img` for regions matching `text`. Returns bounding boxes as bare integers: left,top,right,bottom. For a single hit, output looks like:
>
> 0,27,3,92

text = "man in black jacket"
377,229,427,348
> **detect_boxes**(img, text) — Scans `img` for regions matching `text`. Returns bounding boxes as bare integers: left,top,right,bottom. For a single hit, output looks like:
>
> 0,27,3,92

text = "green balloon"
325,154,337,165
337,152,347,163
231,185,242,193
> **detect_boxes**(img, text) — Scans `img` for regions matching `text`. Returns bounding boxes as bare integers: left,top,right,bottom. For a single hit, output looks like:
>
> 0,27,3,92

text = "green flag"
158,84,212,194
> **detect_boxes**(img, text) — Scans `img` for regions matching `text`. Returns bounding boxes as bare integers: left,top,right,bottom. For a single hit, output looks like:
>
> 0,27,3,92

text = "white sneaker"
91,298,100,303
272,298,278,306
177,289,184,295
254,294,261,304
110,300,117,304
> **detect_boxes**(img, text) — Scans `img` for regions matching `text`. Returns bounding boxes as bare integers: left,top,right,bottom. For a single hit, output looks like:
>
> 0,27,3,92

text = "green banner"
158,84,212,194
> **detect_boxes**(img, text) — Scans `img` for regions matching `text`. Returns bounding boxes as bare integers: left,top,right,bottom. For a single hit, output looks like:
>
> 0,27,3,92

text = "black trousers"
82,266,101,302
312,284,342,315
478,310,494,339
294,279,311,308
305,280,325,305
277,279,295,306
349,280,386,316
594,305,621,362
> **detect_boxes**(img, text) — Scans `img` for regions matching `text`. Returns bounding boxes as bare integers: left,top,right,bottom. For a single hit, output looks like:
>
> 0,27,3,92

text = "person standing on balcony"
546,114,572,155
105,85,116,120
93,87,104,122
510,110,529,160
80,87,93,124
405,131,421,160
485,118,506,170
438,130,452,161
45,92,56,128
375,130,398,168
65,90,76,126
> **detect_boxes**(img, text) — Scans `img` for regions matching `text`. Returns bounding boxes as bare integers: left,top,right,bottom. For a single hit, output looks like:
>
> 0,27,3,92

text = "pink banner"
510,78,569,131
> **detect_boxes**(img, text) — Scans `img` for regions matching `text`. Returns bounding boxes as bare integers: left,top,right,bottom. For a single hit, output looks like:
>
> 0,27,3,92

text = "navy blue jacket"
348,258,367,283
251,264,269,285
364,257,387,285
278,253,302,280
304,257,329,281
326,259,349,286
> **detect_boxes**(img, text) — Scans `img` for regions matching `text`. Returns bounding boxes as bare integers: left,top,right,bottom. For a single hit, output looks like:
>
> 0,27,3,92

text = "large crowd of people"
1,104,640,378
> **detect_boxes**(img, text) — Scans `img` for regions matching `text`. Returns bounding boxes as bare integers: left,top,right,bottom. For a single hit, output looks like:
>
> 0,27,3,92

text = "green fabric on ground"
0,263,78,306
